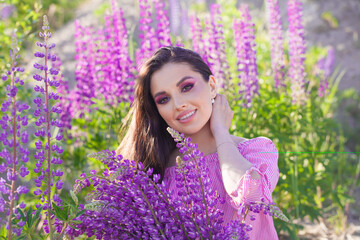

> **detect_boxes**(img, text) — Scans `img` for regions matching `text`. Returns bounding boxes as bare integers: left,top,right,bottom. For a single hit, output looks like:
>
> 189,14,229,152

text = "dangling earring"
211,98,215,104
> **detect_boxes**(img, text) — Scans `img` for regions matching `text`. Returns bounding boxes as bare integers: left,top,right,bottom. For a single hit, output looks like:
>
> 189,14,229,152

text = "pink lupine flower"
190,15,205,59
234,5,259,108
266,0,286,89
287,0,308,105
136,0,158,67
210,4,231,89
317,47,335,97
154,0,171,47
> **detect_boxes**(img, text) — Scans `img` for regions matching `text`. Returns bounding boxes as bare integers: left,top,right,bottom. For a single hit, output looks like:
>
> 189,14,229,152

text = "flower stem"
138,186,166,237
89,174,169,237
44,31,54,240
242,207,250,224
7,58,16,240
192,155,212,240
176,160,204,239
149,179,191,239
56,223,67,240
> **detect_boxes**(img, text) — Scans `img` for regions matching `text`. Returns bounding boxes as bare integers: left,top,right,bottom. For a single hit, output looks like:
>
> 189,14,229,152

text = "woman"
117,46,279,239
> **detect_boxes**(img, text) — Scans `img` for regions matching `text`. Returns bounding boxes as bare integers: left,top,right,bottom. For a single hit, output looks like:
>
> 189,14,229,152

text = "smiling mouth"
178,110,196,121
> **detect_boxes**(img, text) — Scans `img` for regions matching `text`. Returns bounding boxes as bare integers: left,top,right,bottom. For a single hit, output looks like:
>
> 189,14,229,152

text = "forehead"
150,62,200,92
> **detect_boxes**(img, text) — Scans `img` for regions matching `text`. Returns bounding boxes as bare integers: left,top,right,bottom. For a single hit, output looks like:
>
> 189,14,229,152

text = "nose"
173,96,187,110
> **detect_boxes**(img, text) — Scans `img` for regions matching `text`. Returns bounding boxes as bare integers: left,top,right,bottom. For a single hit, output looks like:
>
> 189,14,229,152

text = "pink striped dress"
164,137,279,239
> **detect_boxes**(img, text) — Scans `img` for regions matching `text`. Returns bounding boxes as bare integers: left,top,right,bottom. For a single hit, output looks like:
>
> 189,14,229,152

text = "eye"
156,96,170,104
182,83,194,92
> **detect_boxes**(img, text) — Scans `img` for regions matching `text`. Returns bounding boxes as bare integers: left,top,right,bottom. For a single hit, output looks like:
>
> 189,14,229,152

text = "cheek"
195,89,212,111
194,84,212,102
200,95,213,119
157,106,172,124
204,102,213,119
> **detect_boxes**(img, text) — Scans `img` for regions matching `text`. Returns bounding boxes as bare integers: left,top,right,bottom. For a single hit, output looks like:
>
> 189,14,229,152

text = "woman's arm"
213,129,261,195
210,94,260,195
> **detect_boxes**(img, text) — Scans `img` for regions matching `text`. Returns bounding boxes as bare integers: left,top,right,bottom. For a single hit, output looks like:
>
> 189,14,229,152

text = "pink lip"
176,109,195,120
177,110,197,123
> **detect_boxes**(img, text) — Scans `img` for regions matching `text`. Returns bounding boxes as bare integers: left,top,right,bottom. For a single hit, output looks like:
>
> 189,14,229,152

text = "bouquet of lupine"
65,128,288,239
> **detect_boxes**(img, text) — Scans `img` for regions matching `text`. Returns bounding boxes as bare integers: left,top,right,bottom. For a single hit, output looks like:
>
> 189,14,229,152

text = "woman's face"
150,62,216,136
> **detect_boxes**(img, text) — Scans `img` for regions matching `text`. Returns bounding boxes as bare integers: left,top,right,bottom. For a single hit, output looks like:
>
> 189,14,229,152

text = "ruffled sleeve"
226,137,279,209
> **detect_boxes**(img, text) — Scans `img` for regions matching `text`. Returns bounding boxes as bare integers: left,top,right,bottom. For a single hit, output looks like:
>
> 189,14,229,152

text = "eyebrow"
153,76,194,99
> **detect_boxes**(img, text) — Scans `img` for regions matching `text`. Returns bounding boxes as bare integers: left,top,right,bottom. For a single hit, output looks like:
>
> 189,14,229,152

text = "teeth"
179,110,195,120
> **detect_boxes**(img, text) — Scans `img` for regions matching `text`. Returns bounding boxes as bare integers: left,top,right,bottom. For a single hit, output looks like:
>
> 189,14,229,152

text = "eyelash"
156,83,194,105
157,96,169,104
182,83,194,92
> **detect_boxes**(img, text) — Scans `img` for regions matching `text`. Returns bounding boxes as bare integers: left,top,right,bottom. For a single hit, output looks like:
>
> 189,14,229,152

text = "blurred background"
1,0,359,239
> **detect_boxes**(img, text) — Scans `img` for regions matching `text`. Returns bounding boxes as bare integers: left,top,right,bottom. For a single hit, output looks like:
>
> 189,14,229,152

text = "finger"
214,95,223,106
216,94,225,104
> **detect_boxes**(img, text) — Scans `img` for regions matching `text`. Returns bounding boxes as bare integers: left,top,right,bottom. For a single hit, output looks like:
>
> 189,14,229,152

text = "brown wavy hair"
116,46,213,181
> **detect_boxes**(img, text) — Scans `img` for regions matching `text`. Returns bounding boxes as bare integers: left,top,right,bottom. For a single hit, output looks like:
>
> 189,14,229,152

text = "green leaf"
70,220,82,224
17,208,26,222
67,224,78,230
50,209,57,217
53,203,69,221
332,189,345,211
32,205,43,228
75,209,85,218
14,236,26,240
26,207,33,228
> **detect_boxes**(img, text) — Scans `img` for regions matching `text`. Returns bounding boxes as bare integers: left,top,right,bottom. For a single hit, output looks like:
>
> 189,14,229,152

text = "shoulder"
230,135,249,145
231,135,276,149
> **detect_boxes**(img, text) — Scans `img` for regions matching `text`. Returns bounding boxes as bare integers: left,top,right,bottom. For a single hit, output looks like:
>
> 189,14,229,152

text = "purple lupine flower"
0,32,30,236
190,14,206,60
16,185,29,195
98,16,116,106
154,0,171,47
234,5,259,108
31,16,64,238
55,180,63,190
167,127,226,239
266,0,286,89
0,5,15,20
209,4,232,89
19,165,29,177
169,0,181,35
64,128,285,239
66,151,188,239
287,0,307,105
317,47,335,97
203,14,216,70
103,1,136,104
19,201,26,209
202,5,231,89
70,4,135,117
181,9,190,39
136,0,159,68
70,22,97,118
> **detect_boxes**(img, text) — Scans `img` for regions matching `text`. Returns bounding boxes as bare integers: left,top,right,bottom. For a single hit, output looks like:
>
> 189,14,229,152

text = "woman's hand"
210,94,234,137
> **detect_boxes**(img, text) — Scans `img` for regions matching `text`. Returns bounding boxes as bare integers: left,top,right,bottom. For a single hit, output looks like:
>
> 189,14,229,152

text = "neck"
185,120,216,156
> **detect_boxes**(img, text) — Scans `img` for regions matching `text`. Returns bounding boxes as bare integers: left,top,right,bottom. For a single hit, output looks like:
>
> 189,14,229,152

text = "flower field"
0,0,359,239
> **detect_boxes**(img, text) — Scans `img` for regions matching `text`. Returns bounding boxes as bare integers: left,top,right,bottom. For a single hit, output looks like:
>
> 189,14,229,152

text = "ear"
208,75,217,98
